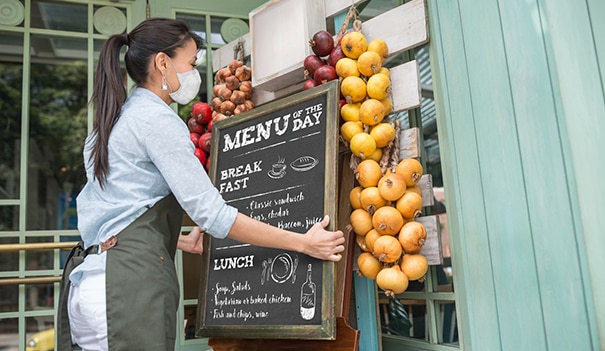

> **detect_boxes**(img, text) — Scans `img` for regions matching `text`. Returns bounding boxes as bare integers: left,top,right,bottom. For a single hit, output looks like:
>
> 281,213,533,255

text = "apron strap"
56,241,86,350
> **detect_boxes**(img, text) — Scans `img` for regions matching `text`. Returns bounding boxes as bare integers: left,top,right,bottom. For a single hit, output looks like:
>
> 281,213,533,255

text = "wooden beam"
361,0,428,57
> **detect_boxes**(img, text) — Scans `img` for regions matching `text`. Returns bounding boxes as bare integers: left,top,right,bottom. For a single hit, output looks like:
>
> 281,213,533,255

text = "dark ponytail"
89,18,203,187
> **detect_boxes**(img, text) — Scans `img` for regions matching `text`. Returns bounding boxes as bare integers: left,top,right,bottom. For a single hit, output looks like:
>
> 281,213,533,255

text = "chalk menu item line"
225,184,307,204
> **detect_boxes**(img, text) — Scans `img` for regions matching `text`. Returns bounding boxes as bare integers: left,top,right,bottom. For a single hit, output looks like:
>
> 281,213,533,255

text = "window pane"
0,206,19,231
26,284,55,312
382,299,459,344
380,298,413,337
177,13,207,35
176,13,249,46
0,236,18,270
433,188,454,289
0,318,18,350
26,37,87,230
0,287,18,313
400,299,427,340
31,0,88,32
26,316,54,341
25,236,53,271
211,16,249,45
183,251,203,300
209,16,226,44
175,13,209,92
30,35,88,61
184,304,197,339
0,35,23,201
437,300,459,345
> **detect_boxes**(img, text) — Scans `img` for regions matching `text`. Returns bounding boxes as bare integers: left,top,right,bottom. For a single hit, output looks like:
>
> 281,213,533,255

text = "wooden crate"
249,0,326,92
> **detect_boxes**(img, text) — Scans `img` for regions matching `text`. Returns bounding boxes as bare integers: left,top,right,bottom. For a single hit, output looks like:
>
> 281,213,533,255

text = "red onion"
313,65,337,85
327,45,345,67
309,30,334,57
303,79,317,90
304,54,325,79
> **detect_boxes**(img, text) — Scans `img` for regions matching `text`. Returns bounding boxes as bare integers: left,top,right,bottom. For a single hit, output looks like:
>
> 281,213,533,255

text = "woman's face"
165,38,198,91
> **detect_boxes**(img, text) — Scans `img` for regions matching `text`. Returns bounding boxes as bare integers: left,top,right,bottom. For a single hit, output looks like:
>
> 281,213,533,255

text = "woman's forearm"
227,213,345,261
227,213,303,251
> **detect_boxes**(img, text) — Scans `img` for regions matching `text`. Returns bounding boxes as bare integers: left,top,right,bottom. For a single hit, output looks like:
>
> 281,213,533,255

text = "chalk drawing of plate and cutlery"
261,253,299,285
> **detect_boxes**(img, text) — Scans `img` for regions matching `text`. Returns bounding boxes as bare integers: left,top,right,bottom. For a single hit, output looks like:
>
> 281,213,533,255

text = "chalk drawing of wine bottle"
300,264,316,320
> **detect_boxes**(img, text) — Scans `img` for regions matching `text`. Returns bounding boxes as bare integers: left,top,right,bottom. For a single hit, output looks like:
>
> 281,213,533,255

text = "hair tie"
123,33,130,46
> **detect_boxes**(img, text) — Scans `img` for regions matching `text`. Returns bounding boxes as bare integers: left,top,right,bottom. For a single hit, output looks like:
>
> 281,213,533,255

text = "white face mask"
167,58,201,105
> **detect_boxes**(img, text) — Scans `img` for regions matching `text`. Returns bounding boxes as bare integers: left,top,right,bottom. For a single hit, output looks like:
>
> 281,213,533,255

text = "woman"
59,18,345,351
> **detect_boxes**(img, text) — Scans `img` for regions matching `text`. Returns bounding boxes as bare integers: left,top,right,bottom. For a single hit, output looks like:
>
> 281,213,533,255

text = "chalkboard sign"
196,81,340,340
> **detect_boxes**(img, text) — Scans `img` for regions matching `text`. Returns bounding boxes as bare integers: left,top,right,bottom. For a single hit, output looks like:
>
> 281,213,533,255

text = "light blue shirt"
71,88,237,284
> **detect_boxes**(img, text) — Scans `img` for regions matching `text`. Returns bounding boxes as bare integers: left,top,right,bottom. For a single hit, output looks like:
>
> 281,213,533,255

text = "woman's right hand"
301,215,345,262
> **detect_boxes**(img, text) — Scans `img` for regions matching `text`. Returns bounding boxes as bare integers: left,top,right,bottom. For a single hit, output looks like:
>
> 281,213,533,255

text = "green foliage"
0,61,89,194
178,98,196,122
31,61,88,190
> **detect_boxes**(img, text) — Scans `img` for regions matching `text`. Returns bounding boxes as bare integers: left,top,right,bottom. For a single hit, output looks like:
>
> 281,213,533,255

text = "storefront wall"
2,0,603,350
426,0,603,350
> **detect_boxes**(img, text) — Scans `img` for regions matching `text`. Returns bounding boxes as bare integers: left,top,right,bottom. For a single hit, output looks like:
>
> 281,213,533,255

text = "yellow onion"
341,76,367,104
335,57,360,78
378,170,407,201
356,159,382,188
367,39,389,62
372,234,403,263
350,208,373,236
341,31,368,59
372,206,404,236
356,234,369,252
400,253,429,281
349,186,363,210
396,158,424,187
396,191,423,219
340,121,363,143
340,103,361,122
366,73,391,101
398,221,427,254
359,99,386,126
357,50,382,77
370,122,396,149
360,186,387,215
350,132,376,159
364,229,382,253
357,252,383,280
376,265,409,297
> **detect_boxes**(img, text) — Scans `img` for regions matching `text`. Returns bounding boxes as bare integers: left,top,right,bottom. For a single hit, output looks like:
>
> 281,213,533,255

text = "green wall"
427,0,604,350
147,0,267,18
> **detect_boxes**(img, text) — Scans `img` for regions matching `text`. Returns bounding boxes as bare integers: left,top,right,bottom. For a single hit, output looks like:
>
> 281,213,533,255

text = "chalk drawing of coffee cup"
268,157,286,179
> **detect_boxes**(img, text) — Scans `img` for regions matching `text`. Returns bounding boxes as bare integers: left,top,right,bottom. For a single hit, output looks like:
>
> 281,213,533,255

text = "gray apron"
58,194,183,351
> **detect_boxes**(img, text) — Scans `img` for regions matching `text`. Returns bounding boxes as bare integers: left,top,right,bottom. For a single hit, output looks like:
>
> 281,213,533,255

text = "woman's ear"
154,52,169,73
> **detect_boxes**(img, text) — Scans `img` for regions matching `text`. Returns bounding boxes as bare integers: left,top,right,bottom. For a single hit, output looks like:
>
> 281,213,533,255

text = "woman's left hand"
177,226,204,254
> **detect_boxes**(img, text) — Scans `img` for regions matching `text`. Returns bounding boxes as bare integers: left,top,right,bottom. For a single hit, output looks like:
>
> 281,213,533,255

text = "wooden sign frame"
196,81,341,340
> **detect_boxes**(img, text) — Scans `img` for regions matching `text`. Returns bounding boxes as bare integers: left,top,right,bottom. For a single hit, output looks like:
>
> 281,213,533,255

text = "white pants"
67,271,109,351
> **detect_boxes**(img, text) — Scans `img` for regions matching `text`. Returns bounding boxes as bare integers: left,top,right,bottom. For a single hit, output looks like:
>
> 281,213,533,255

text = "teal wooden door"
426,0,603,350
